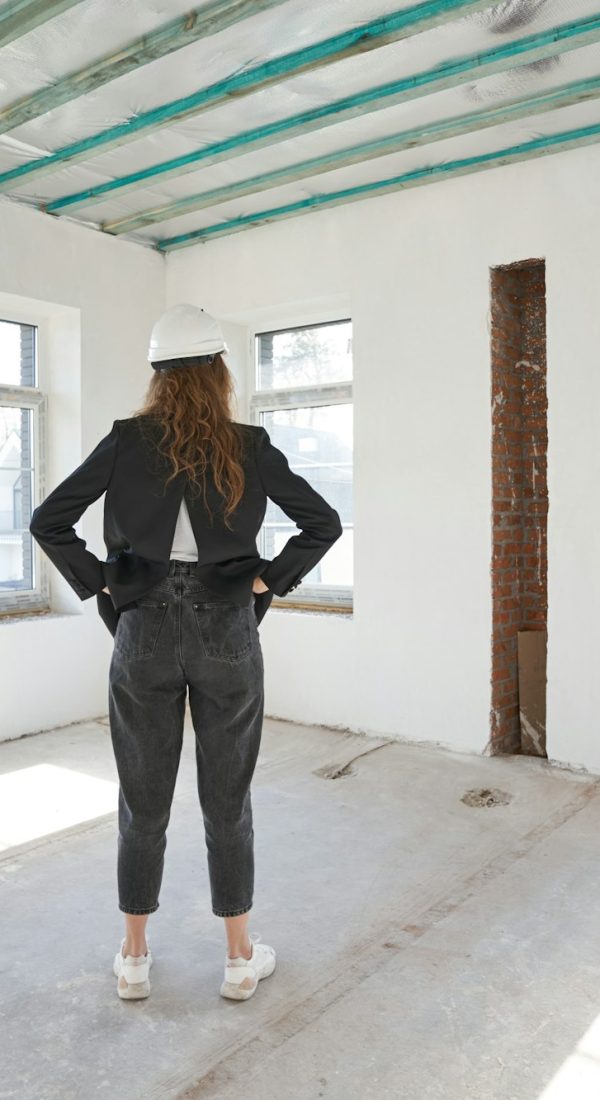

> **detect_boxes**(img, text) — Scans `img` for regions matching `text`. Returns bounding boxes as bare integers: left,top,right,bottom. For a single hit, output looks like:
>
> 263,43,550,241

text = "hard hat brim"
151,353,225,371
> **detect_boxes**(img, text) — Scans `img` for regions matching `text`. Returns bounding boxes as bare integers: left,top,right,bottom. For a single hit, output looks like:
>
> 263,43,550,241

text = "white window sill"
0,609,81,626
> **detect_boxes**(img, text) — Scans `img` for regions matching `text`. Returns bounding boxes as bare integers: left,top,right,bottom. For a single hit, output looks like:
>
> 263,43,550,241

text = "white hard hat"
148,303,229,367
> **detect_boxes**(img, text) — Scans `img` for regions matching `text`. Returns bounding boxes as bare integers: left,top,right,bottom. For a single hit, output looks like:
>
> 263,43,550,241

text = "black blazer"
29,416,343,635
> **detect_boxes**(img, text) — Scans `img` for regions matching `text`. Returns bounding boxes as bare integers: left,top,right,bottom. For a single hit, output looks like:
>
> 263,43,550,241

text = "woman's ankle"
227,939,252,960
123,941,148,957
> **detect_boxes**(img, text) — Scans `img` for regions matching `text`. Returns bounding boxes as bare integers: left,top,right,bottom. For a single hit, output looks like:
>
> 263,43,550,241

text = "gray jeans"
108,559,264,918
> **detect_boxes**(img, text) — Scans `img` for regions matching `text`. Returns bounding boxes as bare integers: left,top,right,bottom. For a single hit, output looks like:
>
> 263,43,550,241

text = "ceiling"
0,0,598,252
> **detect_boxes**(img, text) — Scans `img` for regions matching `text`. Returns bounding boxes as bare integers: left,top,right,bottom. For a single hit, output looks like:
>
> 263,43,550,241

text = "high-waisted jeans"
108,559,264,918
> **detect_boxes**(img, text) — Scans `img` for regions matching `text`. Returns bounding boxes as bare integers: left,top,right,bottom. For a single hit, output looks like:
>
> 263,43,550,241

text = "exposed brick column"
489,259,548,755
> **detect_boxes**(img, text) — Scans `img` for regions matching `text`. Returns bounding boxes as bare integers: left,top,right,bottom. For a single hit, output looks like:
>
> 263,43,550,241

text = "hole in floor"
461,787,513,808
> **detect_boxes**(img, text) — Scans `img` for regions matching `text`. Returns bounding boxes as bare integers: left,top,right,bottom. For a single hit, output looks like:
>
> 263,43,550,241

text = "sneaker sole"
113,957,152,1000
219,954,276,1000
116,977,151,1000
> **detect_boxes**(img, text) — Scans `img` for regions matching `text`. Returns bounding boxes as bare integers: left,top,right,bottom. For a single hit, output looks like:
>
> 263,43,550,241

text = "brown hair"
131,354,247,530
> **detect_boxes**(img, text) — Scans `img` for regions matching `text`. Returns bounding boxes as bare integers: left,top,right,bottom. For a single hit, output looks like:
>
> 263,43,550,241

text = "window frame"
249,316,352,614
0,318,49,617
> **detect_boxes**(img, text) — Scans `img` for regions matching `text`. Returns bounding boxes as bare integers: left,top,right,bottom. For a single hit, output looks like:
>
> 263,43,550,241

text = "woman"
29,304,343,1003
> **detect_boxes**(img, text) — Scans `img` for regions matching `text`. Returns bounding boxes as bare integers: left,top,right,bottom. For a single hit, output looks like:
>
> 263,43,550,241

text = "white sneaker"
113,937,153,1000
220,932,276,1000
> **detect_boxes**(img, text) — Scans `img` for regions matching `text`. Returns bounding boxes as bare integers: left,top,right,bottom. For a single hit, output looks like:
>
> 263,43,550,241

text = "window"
252,318,353,611
0,319,47,616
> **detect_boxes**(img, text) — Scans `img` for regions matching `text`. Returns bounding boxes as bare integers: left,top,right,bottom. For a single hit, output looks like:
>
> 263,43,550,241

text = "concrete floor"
2,715,600,1100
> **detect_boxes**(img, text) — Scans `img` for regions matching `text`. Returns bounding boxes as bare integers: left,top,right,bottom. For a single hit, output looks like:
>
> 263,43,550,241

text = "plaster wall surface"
167,144,600,770
0,201,165,739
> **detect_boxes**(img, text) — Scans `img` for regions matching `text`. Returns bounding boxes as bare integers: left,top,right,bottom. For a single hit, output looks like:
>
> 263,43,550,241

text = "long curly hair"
131,354,248,530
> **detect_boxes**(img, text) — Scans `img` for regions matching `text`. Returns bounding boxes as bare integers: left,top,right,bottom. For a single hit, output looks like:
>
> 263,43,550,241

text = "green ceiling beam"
0,0,290,136
0,0,83,48
44,11,600,213
156,119,600,251
103,73,600,235
0,0,505,193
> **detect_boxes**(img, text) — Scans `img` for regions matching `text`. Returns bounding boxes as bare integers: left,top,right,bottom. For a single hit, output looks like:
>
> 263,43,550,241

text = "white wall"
1,201,165,740
3,147,598,773
166,144,600,773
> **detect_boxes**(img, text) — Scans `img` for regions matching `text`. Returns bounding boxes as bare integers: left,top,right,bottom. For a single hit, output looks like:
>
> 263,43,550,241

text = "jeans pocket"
192,601,253,663
114,599,169,659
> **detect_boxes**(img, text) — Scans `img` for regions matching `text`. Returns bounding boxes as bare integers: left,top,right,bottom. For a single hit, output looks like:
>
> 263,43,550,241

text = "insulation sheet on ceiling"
0,0,598,249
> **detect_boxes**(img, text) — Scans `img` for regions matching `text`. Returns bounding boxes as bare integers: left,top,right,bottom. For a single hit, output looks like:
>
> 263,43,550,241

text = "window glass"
0,405,35,593
259,405,352,589
257,319,352,389
0,320,37,386
255,318,353,598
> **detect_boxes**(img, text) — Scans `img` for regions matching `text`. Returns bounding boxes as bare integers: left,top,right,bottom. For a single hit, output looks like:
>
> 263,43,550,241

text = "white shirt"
169,495,198,561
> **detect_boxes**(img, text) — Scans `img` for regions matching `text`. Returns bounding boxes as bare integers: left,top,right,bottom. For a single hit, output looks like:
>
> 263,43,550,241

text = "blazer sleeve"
253,425,343,598
29,419,120,601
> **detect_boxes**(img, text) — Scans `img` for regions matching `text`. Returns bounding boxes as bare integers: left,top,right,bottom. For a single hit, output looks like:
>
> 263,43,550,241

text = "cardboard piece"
517,629,547,757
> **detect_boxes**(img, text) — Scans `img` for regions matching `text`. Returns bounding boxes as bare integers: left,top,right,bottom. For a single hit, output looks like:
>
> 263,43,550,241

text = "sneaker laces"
249,933,275,958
